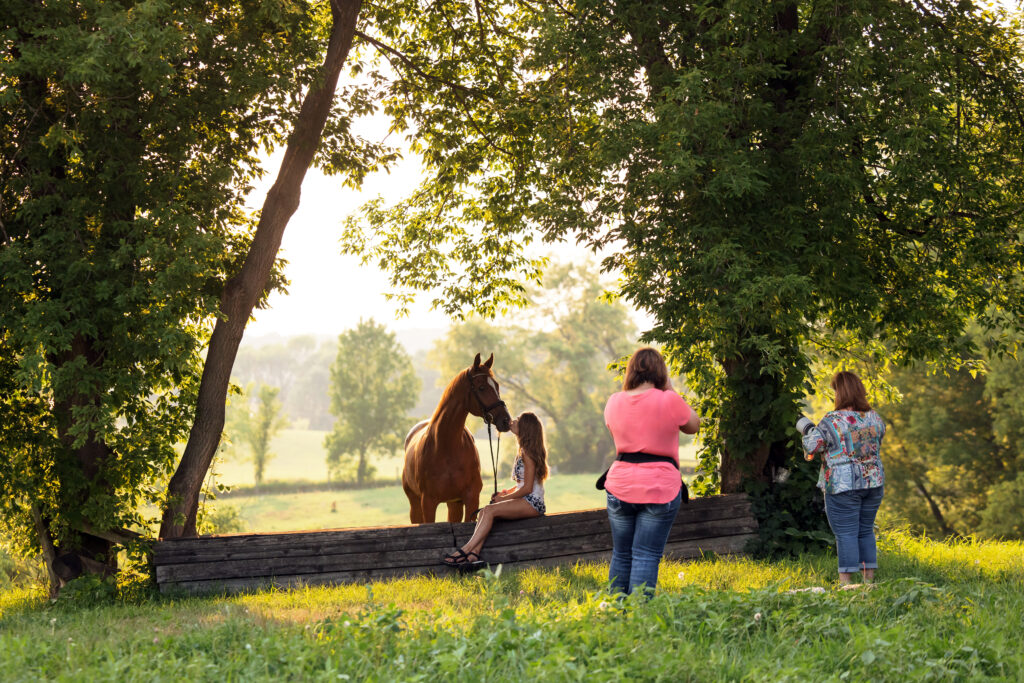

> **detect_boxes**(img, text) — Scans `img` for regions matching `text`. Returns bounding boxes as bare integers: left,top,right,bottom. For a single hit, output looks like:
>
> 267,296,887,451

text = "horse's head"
467,352,512,432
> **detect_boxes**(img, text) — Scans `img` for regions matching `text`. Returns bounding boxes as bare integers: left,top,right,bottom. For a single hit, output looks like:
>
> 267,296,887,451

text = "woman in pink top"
603,347,700,596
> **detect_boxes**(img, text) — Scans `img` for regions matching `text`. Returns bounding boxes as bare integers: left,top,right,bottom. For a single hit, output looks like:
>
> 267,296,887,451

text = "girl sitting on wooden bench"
443,412,549,569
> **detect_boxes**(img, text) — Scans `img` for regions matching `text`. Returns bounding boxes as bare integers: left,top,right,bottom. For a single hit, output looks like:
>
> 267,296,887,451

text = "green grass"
1,529,1022,681
214,429,697,489
223,473,611,531
215,429,338,487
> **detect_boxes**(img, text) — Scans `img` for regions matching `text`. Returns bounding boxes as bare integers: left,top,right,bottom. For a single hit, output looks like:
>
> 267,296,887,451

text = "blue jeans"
606,491,682,596
824,486,884,573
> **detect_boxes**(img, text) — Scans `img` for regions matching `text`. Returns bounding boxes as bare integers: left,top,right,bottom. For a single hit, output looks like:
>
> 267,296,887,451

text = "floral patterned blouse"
802,410,886,494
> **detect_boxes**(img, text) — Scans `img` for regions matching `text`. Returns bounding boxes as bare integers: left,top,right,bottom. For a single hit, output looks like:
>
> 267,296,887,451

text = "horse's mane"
431,366,473,420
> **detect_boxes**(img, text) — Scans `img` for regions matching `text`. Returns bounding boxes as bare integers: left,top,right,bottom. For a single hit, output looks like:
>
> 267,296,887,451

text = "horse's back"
405,420,429,449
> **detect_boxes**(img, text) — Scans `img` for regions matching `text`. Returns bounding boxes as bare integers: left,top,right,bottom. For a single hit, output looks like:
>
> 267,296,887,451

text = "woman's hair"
515,412,548,482
623,347,670,391
832,371,872,412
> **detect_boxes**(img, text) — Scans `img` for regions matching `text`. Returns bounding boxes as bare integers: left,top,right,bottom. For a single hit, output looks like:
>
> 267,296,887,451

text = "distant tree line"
231,336,441,432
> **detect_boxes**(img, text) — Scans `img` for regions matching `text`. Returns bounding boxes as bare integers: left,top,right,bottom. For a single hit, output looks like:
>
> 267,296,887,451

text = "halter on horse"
402,353,512,523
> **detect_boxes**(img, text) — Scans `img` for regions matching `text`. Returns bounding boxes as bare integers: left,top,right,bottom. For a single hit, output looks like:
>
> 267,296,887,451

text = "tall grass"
1,529,1021,681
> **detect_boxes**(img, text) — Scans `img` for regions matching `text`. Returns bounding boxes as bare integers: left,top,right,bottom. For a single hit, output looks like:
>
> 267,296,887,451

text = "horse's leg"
408,495,424,524
420,496,439,524
458,427,484,523
462,482,482,523
403,481,423,524
446,501,464,523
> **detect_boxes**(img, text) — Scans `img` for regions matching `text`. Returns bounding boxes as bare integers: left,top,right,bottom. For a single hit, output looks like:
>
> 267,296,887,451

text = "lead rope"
487,420,501,497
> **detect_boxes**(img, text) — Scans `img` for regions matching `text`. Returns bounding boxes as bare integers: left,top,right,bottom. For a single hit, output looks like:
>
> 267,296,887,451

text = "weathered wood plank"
156,542,461,583
154,522,447,557
452,507,755,550
154,529,456,565
156,512,756,584
161,532,760,596
159,517,758,584
667,517,759,543
152,494,757,593
663,533,758,559
153,495,751,562
463,519,758,566
154,499,753,565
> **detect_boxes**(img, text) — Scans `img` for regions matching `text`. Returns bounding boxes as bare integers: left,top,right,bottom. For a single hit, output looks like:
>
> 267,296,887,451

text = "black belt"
596,452,689,504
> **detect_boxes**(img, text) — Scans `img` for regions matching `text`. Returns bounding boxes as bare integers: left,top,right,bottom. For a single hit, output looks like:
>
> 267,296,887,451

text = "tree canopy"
344,1,1024,506
0,0,331,586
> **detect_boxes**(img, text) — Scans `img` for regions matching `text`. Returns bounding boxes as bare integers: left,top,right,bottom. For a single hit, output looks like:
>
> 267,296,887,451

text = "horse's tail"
404,420,430,449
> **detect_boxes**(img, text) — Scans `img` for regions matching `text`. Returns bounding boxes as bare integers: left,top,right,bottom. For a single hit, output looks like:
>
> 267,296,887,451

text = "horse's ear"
483,353,494,369
472,353,482,369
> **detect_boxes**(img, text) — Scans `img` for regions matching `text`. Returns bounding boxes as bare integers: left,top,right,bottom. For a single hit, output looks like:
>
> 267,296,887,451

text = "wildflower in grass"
677,571,686,580
754,612,762,622
599,601,610,610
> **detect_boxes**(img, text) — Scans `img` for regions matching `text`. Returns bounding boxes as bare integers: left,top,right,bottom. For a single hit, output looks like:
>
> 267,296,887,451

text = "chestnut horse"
403,353,512,523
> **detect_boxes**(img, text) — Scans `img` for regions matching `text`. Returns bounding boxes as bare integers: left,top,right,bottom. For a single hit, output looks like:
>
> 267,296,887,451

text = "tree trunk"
160,0,363,538
912,471,960,538
31,504,62,599
44,334,118,585
719,355,777,494
357,447,367,486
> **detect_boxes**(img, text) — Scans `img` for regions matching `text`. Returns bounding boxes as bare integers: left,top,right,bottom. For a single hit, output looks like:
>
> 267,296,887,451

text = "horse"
402,353,512,524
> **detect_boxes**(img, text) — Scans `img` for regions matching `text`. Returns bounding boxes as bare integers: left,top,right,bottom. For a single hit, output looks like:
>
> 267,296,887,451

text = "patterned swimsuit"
512,456,546,515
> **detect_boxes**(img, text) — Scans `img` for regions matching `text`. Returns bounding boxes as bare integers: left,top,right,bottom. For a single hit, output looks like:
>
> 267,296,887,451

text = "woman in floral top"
798,371,885,586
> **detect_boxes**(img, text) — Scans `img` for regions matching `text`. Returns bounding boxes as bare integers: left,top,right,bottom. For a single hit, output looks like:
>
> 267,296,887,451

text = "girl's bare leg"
462,498,539,557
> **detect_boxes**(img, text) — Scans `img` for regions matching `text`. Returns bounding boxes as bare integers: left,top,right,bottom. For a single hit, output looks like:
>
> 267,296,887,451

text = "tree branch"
353,30,485,98
73,522,145,546
908,0,1024,130
611,0,677,97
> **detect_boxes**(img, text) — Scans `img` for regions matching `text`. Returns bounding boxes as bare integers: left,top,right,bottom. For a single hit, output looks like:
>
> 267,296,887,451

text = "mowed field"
210,429,698,533
221,474,612,531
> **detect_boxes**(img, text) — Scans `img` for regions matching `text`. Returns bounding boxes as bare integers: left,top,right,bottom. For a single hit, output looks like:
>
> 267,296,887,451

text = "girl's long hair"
832,371,872,412
515,412,549,482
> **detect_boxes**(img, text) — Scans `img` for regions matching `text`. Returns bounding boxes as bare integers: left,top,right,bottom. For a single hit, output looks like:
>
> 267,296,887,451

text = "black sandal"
457,551,484,572
442,549,472,567
442,549,483,568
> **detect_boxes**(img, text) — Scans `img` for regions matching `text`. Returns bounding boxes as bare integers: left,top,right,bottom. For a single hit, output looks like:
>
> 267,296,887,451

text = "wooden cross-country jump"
152,494,757,595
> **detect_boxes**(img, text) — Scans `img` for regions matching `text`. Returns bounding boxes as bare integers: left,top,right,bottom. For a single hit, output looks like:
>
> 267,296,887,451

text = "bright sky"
244,121,451,339
245,117,602,340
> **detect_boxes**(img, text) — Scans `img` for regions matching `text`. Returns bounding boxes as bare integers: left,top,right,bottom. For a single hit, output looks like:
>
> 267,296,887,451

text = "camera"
796,416,816,435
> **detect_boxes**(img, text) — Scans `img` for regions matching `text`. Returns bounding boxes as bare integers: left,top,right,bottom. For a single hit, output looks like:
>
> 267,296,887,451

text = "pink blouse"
603,389,693,504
